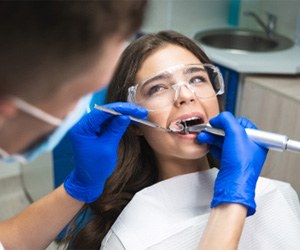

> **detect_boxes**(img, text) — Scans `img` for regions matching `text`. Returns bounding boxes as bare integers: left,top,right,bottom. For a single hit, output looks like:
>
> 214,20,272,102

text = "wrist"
63,173,105,203
211,203,247,224
211,183,256,216
198,204,247,250
60,185,85,207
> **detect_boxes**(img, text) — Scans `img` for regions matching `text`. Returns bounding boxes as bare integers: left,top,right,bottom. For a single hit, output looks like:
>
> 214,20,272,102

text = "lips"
169,113,205,134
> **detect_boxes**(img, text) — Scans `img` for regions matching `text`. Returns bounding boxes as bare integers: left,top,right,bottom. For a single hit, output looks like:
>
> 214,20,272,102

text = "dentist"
0,1,147,249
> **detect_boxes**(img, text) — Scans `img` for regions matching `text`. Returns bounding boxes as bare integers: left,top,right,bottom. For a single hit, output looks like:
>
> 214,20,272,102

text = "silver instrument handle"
245,129,288,151
191,124,300,153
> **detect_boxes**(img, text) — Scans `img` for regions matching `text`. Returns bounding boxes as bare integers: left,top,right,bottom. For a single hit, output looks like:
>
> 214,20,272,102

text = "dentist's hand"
64,102,148,203
197,112,268,216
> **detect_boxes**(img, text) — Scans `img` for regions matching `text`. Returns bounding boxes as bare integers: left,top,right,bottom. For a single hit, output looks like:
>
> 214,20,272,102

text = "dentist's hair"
0,0,147,102
65,31,224,249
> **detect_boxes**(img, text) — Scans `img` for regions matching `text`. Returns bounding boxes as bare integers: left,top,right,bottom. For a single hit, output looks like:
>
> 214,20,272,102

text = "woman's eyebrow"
141,66,206,86
141,72,171,86
184,66,206,74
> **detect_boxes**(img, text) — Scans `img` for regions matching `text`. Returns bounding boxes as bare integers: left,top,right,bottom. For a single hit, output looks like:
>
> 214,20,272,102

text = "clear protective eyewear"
127,63,224,112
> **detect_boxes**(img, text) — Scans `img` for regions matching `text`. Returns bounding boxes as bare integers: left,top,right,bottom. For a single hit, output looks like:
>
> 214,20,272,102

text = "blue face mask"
0,94,92,164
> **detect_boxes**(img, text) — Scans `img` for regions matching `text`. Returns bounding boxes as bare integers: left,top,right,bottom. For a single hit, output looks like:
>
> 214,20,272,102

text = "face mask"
0,94,92,164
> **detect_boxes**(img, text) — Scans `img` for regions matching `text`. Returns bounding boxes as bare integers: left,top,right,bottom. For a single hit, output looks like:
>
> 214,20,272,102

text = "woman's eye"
148,84,167,96
190,76,206,84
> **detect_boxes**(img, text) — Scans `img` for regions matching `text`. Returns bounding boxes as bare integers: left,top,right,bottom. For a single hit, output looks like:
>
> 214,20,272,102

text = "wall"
0,162,20,180
142,0,230,38
239,0,300,41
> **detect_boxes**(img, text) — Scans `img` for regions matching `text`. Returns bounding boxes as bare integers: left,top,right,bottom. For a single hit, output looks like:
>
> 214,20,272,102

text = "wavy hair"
64,31,223,249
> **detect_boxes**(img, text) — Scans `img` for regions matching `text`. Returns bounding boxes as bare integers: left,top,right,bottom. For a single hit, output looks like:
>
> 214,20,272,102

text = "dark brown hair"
0,0,147,101
65,31,223,249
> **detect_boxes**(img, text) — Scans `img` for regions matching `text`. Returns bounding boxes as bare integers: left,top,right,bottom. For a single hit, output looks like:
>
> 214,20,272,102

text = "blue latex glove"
197,112,268,216
64,102,148,203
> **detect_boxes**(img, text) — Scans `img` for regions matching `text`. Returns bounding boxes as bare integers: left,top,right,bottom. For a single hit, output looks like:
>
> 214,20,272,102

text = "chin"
178,144,209,160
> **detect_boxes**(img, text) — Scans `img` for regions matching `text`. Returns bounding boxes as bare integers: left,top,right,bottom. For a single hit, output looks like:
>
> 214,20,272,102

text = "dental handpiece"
187,124,300,153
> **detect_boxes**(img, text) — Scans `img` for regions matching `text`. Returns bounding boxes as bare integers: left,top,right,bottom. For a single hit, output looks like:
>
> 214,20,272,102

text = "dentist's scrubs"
101,168,300,250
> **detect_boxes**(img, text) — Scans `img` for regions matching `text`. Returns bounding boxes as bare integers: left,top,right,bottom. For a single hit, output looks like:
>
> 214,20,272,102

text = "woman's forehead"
136,45,202,82
137,64,206,86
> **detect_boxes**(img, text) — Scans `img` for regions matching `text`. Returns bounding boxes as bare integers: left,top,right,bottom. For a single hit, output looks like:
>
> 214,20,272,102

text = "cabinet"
238,75,300,196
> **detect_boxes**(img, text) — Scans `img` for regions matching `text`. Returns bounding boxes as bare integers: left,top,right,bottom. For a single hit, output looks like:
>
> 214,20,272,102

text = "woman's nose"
173,83,196,107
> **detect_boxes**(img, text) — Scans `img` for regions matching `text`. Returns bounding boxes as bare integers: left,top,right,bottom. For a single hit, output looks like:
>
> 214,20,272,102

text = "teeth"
177,117,203,134
179,117,201,123
177,117,203,126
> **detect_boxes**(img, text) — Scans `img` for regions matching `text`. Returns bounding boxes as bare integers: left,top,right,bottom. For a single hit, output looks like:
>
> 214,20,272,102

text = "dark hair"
65,31,223,249
0,0,147,101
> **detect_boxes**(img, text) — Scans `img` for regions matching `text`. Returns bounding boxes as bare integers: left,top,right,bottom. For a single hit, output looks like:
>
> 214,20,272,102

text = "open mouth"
169,116,204,134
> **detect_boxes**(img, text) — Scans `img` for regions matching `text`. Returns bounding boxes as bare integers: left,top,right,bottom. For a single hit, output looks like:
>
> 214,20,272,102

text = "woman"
65,31,300,250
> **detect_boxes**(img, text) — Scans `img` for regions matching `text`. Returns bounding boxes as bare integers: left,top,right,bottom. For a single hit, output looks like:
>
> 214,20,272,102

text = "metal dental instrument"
185,123,300,153
94,104,171,132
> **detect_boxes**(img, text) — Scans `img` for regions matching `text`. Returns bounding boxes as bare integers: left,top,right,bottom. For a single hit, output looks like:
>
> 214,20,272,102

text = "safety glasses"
127,63,224,112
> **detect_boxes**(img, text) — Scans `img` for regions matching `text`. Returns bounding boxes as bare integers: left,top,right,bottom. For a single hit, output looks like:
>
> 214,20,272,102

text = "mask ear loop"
11,97,62,127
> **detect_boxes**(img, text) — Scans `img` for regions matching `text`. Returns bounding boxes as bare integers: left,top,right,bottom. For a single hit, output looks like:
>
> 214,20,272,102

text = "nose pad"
173,83,196,106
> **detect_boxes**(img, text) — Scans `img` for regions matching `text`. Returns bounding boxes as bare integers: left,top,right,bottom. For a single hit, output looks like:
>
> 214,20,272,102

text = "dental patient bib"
101,168,300,250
